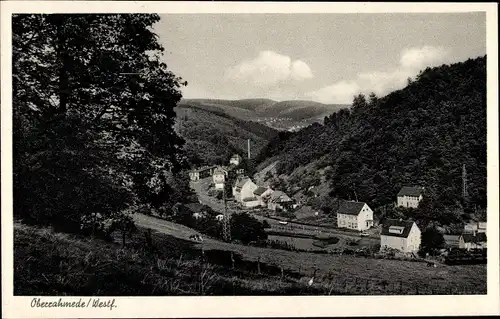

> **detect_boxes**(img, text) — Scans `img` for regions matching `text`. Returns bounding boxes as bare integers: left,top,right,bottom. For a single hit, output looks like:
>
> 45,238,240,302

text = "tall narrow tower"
247,139,251,159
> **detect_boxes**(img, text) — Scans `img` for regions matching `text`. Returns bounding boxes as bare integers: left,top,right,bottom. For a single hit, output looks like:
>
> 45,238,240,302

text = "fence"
194,248,485,296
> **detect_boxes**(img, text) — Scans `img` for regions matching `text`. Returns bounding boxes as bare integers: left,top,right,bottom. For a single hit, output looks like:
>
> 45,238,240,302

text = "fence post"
280,266,284,281
365,279,369,291
231,252,235,270
257,257,261,275
399,281,403,294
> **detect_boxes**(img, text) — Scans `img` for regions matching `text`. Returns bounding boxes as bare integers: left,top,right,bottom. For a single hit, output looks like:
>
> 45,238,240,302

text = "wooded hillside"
256,56,486,224
175,104,278,166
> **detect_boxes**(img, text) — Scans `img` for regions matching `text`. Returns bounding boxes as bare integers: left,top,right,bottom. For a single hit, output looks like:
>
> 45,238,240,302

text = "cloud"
400,46,450,71
308,46,450,104
225,50,313,86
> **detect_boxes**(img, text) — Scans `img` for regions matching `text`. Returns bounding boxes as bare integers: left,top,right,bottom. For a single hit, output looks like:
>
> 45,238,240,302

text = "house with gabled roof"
380,219,421,253
464,221,487,235
459,232,487,251
212,167,228,189
336,201,373,231
232,177,258,203
397,186,425,208
229,154,243,166
267,191,293,211
253,186,274,206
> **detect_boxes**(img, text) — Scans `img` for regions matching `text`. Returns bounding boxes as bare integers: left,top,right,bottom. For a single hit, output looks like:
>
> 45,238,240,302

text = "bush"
419,226,445,257
230,213,267,244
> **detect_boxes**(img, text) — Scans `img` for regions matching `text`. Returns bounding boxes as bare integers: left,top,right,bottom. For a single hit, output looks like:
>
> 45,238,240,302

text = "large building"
189,165,217,181
397,186,425,208
336,201,373,231
232,177,258,203
380,219,421,253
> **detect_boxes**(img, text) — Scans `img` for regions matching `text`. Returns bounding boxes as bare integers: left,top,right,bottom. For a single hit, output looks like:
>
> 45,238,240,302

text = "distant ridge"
179,98,348,124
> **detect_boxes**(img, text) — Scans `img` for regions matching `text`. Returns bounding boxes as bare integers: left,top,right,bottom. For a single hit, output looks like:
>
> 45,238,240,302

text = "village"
188,151,487,259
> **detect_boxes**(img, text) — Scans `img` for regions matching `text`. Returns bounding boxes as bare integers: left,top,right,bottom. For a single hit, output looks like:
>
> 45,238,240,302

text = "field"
14,214,486,296
132,214,486,294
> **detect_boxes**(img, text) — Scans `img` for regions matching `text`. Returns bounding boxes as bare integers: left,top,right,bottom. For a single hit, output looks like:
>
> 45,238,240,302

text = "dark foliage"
176,105,278,166
256,57,486,224
419,226,446,256
13,14,190,234
230,213,268,244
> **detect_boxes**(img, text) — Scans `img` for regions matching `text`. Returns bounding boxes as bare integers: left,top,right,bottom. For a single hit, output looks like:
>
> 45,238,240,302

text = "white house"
336,201,373,231
267,191,293,211
397,186,425,208
464,221,487,235
232,177,258,203
189,165,217,181
229,154,243,166
253,186,274,206
380,219,421,253
212,167,227,190
459,232,487,250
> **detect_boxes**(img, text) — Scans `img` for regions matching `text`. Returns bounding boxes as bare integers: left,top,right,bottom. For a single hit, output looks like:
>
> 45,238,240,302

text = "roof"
397,186,425,197
380,219,415,238
213,167,227,175
337,201,366,216
191,165,217,173
461,233,487,243
234,177,251,191
231,154,242,159
269,191,292,203
253,186,267,196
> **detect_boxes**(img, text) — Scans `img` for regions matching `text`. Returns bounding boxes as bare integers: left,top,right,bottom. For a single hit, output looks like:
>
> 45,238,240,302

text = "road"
190,177,380,243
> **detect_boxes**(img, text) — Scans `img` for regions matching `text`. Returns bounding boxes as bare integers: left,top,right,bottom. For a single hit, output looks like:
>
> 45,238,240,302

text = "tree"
230,213,267,244
351,93,368,112
13,14,188,233
419,226,445,256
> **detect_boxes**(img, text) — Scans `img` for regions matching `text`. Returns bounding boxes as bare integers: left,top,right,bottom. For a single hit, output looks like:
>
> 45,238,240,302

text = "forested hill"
256,56,486,218
175,104,278,166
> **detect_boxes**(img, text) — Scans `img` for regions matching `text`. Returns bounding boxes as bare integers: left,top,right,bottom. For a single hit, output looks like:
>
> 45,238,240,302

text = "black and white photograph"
1,1,499,318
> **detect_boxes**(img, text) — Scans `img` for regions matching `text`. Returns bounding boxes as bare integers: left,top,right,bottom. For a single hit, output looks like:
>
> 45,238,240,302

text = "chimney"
247,139,251,159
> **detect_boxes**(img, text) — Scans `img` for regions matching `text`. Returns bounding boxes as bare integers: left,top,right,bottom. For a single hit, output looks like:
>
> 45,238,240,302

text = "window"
389,226,404,234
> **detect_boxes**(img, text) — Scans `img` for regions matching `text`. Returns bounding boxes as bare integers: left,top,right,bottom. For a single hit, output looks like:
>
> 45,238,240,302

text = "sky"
154,13,486,104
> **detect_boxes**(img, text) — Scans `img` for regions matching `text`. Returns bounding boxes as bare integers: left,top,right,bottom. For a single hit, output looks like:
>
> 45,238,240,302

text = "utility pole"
222,183,231,242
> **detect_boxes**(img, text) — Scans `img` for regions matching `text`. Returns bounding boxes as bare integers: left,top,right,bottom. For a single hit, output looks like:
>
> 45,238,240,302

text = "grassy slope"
14,220,486,296
14,221,485,295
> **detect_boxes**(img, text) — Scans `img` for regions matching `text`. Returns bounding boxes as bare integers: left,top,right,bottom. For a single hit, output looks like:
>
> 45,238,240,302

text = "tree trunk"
56,18,69,114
